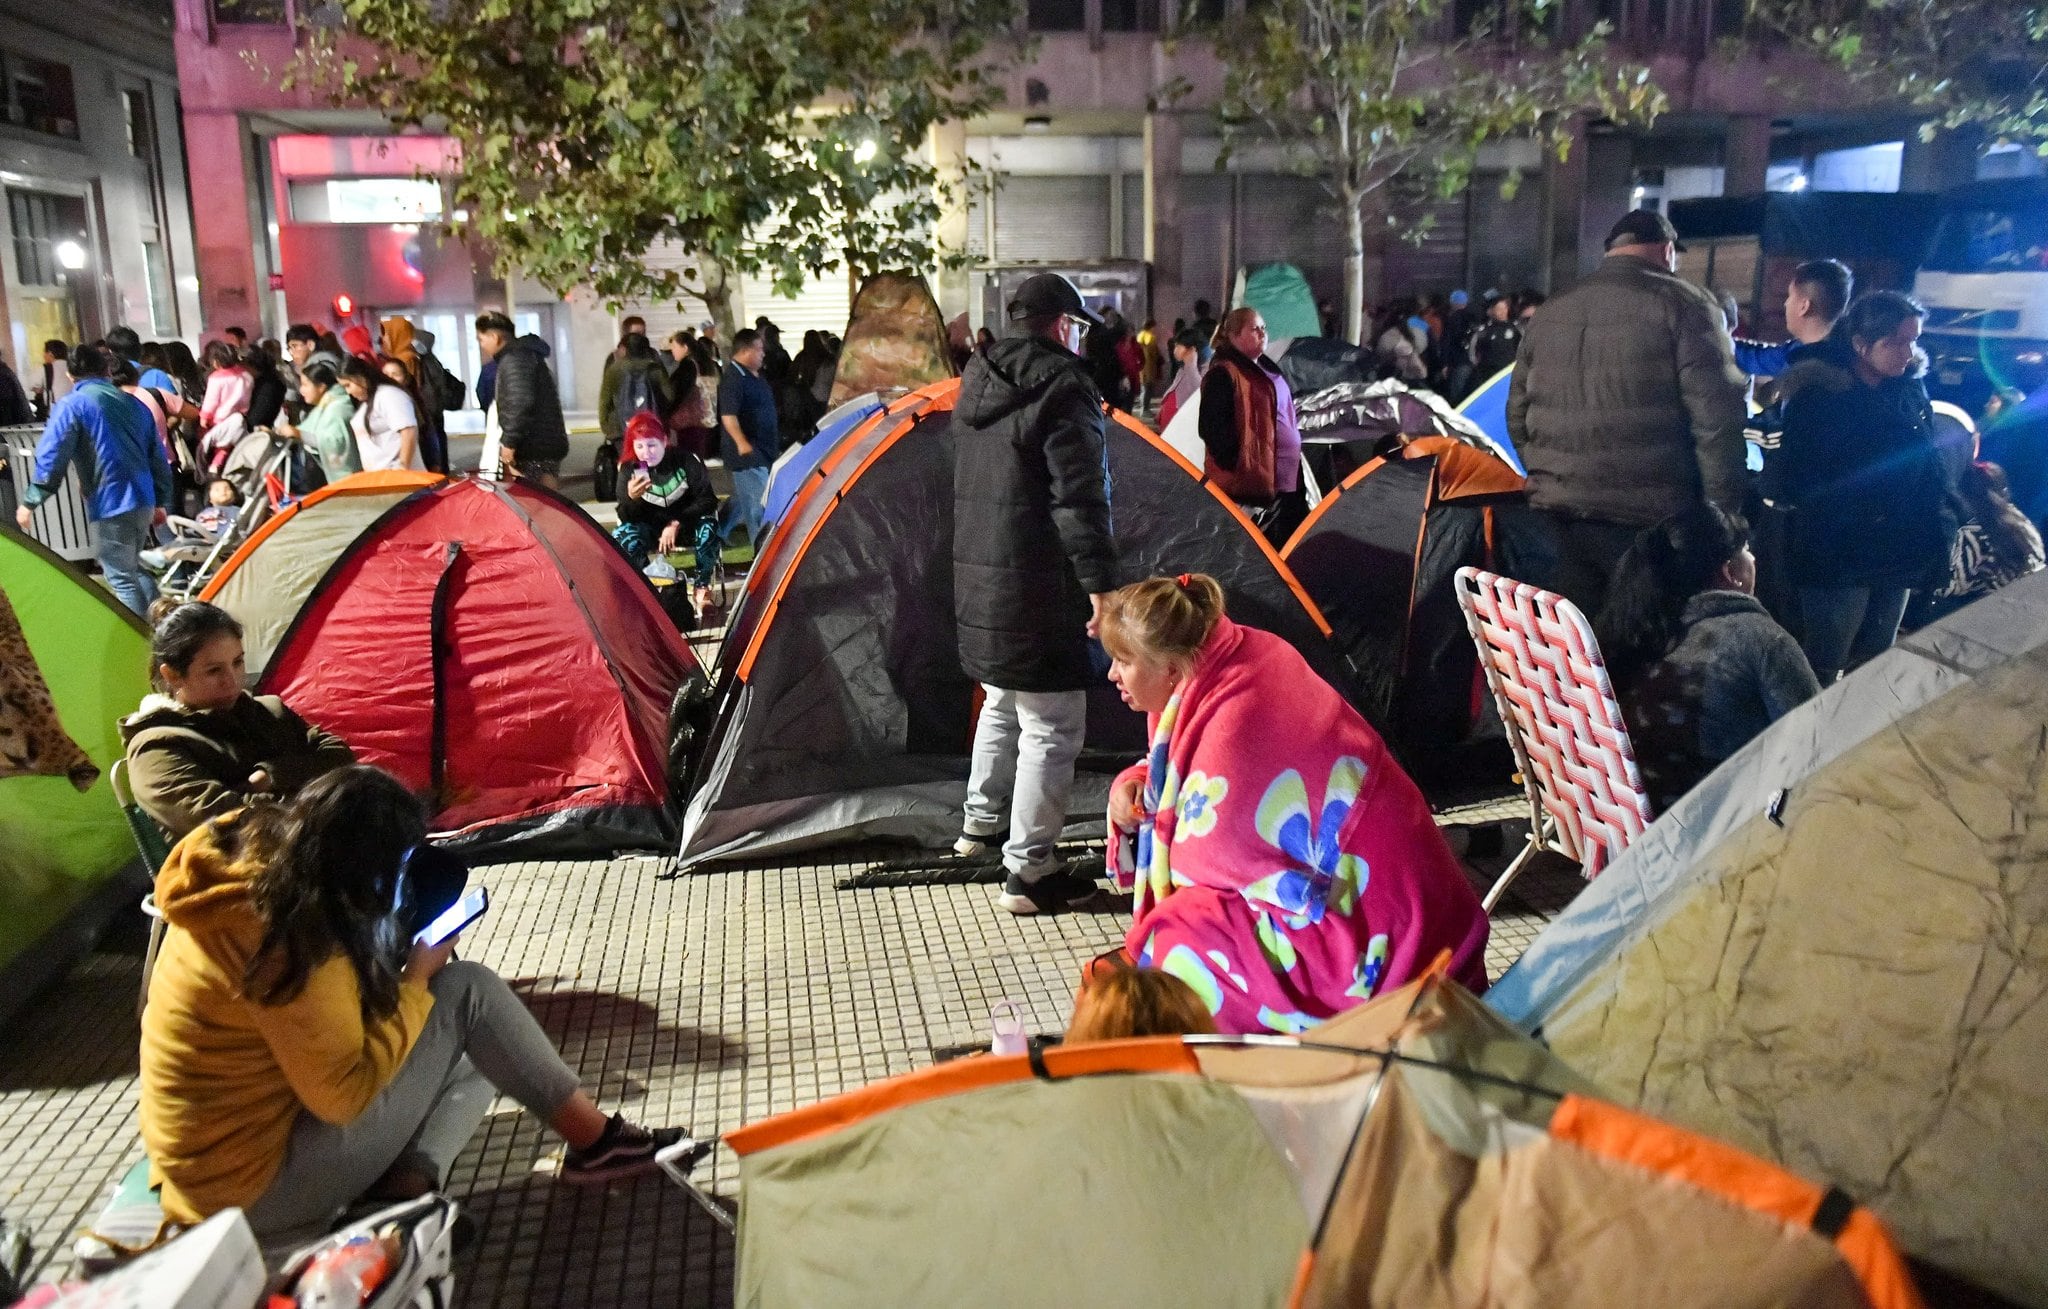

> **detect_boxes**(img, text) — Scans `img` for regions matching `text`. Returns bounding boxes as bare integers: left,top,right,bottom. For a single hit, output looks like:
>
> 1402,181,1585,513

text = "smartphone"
413,886,488,947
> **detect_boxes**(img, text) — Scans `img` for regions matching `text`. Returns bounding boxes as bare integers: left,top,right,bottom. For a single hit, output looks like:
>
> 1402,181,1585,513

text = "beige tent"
197,470,444,677
1491,571,2048,1307
825,272,954,407
717,970,1922,1308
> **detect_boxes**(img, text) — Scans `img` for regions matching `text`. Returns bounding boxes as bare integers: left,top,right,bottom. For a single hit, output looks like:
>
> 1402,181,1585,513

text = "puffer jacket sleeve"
1506,328,1534,450
493,349,538,456
1040,375,1117,595
1673,291,1750,516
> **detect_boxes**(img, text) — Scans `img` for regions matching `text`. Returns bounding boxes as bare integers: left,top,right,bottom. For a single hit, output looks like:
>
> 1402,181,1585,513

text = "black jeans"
1522,510,1643,618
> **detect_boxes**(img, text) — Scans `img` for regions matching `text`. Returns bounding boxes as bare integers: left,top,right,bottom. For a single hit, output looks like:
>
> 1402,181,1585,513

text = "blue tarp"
763,396,885,526
1454,366,1522,474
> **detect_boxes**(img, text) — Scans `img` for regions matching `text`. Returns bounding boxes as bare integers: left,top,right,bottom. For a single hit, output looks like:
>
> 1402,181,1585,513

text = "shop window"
2,53,77,140
212,0,289,24
1027,0,1087,31
7,189,90,288
1102,0,1162,29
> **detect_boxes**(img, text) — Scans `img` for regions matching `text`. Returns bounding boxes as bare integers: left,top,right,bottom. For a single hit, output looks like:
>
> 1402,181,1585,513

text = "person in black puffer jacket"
476,313,569,488
953,274,1117,917
1775,291,1962,682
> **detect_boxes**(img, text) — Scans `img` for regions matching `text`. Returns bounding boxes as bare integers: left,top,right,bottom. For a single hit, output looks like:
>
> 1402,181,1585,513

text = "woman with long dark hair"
122,601,354,840
1776,291,1960,680
241,345,287,431
1595,504,1819,814
340,354,422,471
140,765,703,1249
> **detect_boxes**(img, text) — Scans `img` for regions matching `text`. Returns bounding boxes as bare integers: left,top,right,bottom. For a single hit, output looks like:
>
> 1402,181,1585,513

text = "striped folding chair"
1453,566,1653,911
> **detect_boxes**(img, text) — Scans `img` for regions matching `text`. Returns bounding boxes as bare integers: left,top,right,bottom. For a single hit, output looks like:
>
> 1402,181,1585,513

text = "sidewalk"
0,802,1576,1304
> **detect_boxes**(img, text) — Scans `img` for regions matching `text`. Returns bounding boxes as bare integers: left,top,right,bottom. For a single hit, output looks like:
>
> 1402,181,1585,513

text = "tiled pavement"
0,792,1582,1305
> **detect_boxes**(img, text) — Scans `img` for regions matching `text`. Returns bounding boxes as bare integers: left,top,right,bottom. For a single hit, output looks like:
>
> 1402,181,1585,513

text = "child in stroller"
612,412,720,622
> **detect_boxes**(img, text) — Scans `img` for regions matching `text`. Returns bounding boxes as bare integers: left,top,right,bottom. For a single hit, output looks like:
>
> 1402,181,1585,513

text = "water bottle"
989,1000,1027,1056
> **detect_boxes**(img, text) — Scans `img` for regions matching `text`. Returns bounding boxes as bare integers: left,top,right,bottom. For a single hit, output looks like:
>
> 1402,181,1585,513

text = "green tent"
1233,262,1322,341
0,527,150,1008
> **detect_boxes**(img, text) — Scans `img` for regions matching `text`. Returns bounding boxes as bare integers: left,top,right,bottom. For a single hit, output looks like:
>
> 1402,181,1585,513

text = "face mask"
633,438,667,466
1063,318,1087,354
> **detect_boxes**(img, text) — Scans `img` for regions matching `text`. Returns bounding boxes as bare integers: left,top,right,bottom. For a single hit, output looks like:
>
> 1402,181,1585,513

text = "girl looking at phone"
139,765,705,1251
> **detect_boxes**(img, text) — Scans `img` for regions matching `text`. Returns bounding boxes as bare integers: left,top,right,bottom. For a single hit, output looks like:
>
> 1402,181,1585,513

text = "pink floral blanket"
1108,617,1488,1034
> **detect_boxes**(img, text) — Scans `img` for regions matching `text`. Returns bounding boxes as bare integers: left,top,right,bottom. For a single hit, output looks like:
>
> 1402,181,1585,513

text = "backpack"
614,364,659,424
421,352,465,412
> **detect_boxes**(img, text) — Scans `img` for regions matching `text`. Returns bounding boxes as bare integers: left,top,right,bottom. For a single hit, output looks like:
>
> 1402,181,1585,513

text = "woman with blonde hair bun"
1097,573,1488,1035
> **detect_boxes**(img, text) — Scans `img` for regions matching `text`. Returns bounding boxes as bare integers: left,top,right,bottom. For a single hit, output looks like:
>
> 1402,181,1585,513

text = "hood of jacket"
514,332,552,360
1777,333,1928,407
121,691,207,742
380,318,418,363
1680,589,1771,625
153,807,270,937
958,335,1090,429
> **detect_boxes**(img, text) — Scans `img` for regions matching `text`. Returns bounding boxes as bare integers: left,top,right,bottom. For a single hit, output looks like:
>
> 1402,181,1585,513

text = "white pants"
963,685,1088,880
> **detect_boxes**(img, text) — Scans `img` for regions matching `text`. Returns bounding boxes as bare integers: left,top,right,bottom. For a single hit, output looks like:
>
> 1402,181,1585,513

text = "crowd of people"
17,217,2048,1267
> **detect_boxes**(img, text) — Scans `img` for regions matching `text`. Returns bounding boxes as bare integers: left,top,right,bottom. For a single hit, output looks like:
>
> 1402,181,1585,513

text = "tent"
198,470,445,679
826,272,955,407
721,970,1923,1308
260,476,700,858
678,379,1351,868
762,393,886,529
1281,441,1536,787
1489,570,2048,1307
1233,262,1322,342
1296,380,1514,489
1454,364,1523,472
0,527,151,1020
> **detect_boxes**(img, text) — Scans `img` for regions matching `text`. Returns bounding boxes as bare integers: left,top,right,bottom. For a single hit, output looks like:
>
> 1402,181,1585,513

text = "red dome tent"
678,380,1355,869
260,476,700,858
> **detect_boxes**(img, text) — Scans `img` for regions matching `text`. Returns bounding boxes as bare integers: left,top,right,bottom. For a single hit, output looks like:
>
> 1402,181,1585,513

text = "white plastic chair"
1453,566,1654,911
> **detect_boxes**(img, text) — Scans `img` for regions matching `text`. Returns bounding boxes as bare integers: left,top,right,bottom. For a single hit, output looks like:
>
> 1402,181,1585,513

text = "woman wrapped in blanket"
1101,574,1489,1034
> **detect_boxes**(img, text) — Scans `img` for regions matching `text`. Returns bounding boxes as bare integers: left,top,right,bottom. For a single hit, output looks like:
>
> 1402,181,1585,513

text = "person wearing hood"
138,763,704,1249
952,272,1117,916
1596,505,1819,815
381,317,450,473
475,314,569,487
121,602,356,841
1775,291,1960,681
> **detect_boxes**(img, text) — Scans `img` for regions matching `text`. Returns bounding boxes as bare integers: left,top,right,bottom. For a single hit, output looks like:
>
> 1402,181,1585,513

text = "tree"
1742,0,2048,153
284,0,1020,330
1191,0,1664,343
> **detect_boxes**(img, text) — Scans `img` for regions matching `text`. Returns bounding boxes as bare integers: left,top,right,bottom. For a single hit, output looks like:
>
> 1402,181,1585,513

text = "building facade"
173,0,1991,402
0,0,198,382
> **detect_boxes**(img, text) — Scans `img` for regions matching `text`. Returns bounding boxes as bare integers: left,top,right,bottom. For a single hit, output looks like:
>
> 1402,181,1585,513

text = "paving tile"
0,790,1579,1304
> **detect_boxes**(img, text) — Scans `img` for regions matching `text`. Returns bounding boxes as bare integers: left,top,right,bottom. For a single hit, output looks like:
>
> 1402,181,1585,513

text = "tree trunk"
699,255,739,342
1343,193,1367,347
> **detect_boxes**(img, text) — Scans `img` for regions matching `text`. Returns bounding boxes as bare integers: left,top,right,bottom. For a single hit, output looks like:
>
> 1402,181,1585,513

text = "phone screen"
413,886,488,947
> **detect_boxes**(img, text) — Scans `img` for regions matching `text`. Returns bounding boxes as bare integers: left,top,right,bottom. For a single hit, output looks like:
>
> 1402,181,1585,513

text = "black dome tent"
677,380,1357,869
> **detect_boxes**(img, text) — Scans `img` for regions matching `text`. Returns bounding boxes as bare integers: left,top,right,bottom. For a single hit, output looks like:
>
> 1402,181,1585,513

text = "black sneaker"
997,868,1099,915
952,824,1009,858
561,1116,705,1186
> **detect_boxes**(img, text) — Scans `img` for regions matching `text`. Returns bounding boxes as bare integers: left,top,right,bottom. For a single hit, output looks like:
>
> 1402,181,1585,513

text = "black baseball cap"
1605,208,1685,252
1005,273,1104,326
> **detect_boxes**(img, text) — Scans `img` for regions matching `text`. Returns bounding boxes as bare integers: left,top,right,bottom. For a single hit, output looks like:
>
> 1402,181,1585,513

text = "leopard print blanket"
0,584,97,791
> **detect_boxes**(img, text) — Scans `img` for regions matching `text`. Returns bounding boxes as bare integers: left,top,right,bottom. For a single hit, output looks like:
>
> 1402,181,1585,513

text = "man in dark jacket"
954,273,1117,915
476,312,570,488
1508,209,1748,614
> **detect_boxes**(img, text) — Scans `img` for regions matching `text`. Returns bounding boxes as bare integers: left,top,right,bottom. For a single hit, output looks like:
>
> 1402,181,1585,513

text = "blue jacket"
28,378,173,521
1732,337,1795,378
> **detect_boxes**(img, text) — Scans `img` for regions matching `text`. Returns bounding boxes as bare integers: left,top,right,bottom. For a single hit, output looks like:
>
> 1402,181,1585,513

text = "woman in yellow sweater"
140,765,705,1248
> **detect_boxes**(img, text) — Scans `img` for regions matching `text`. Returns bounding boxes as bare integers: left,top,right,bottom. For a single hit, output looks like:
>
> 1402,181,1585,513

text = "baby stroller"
150,425,326,600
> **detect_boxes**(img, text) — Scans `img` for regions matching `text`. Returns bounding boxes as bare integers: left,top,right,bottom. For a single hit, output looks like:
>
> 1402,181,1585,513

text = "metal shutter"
1466,172,1547,295
992,174,1111,262
738,267,855,338
1180,172,1233,311
1383,173,1469,295
619,239,706,342
1237,173,1348,306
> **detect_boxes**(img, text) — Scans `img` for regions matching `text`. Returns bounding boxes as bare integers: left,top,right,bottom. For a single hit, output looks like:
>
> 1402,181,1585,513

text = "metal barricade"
4,425,99,562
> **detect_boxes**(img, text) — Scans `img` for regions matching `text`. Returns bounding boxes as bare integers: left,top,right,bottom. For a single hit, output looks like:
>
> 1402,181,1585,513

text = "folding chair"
110,758,172,1015
1452,567,1653,911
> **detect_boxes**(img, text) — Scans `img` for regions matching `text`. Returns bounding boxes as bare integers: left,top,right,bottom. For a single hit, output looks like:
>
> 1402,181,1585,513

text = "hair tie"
1175,573,1192,588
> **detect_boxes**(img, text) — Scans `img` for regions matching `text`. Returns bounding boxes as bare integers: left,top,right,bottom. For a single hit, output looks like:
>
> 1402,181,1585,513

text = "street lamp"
852,138,878,165
55,240,85,271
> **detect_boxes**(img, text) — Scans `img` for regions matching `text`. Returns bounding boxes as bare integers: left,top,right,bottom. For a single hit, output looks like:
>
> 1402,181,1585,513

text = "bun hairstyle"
1100,573,1225,667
